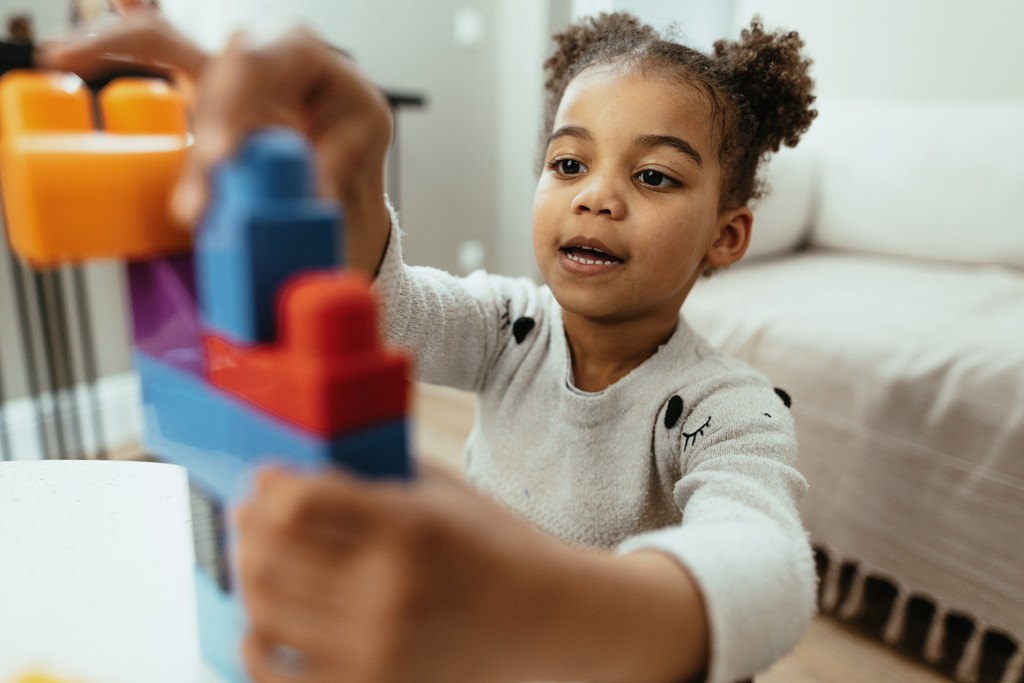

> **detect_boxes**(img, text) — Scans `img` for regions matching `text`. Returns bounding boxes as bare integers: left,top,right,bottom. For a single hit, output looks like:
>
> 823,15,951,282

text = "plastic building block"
196,129,342,345
128,254,204,377
193,563,248,682
0,72,191,267
204,272,409,435
136,351,411,501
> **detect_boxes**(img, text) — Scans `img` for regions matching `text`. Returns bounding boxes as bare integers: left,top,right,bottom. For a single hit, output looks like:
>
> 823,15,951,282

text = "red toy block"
204,271,410,436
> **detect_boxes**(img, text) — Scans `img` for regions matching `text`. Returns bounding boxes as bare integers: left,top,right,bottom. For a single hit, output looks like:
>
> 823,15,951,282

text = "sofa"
684,99,1024,683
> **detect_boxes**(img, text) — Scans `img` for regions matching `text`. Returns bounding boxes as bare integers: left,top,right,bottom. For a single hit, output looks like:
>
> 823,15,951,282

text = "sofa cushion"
804,99,1024,270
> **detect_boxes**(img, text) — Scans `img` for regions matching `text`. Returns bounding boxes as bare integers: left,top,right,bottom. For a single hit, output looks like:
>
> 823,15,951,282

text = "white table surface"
0,460,207,683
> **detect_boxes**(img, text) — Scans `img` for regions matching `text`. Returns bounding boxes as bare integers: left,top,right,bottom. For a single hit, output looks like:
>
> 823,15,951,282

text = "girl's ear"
705,206,753,269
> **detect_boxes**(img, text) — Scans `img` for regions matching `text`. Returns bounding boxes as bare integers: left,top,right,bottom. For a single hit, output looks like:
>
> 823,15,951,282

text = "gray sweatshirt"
374,219,816,683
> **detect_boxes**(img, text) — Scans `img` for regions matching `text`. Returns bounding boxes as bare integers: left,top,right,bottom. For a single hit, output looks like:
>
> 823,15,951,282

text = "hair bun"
713,17,817,153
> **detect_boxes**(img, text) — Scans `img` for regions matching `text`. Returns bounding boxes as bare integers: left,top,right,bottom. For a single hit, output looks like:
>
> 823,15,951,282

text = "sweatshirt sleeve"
617,370,816,683
372,205,541,393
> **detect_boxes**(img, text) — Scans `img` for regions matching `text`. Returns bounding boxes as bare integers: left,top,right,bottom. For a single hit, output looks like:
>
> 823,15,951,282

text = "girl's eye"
637,169,679,188
550,158,586,175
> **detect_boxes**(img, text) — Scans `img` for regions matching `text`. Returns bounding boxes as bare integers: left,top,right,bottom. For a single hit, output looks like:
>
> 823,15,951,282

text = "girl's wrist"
338,171,390,274
516,545,709,683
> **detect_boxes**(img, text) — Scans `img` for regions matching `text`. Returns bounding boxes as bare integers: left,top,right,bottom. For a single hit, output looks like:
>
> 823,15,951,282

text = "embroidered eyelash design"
500,299,511,331
682,416,711,452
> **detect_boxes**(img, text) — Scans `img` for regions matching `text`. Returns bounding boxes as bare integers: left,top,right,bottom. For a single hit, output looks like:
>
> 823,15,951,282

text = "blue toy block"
196,128,343,345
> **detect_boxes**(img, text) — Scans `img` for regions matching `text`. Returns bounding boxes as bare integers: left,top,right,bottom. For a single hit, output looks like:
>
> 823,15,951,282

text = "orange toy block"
0,71,192,267
204,271,411,436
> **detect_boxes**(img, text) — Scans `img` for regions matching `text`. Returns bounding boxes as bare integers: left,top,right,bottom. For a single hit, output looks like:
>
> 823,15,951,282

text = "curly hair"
543,13,816,211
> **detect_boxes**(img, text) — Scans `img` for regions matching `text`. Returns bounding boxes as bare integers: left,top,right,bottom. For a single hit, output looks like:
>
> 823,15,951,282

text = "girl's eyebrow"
546,125,591,147
546,127,704,169
634,134,704,168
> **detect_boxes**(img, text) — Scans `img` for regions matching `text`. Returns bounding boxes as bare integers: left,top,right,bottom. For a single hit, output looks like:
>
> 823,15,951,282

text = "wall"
573,0,734,51
732,0,1024,101
0,0,66,39
572,0,1024,101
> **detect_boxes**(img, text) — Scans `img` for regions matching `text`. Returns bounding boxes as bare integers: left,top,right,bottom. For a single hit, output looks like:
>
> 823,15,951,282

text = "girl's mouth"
559,244,624,265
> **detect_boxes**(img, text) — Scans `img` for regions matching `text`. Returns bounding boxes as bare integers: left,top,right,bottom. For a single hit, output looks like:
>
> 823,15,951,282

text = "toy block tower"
0,72,412,683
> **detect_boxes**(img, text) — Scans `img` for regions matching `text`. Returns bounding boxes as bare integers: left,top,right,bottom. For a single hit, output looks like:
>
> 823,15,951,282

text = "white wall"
0,0,67,38
572,1,1024,101
494,0,545,279
572,0,734,51
732,0,1024,101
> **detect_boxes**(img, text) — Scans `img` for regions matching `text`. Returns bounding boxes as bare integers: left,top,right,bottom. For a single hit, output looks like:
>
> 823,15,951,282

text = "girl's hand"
234,464,573,683
39,13,394,274
40,8,206,93
236,465,707,683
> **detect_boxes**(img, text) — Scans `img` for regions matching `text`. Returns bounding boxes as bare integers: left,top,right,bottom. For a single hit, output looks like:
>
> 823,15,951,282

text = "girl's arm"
237,464,710,683
373,214,543,391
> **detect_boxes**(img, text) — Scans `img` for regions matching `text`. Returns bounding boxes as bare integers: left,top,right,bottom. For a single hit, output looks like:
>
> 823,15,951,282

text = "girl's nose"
571,174,625,219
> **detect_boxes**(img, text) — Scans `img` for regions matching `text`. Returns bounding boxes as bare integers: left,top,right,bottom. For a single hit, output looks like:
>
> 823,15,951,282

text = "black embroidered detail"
664,395,684,429
764,413,772,418
499,299,512,331
774,387,792,408
512,317,535,343
683,416,711,451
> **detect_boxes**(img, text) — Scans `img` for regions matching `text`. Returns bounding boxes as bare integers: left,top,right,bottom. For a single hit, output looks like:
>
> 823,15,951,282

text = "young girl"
46,10,817,683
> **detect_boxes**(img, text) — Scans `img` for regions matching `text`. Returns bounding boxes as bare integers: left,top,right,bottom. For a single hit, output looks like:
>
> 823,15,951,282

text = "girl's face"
532,66,750,327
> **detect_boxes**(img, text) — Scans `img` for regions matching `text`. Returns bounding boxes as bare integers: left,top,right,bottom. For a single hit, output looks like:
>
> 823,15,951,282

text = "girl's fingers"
235,495,363,609
111,0,157,17
37,9,207,81
242,580,346,655
170,30,303,225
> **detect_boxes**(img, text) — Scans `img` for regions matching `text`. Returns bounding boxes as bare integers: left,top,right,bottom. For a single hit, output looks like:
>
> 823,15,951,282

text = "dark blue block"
196,128,343,345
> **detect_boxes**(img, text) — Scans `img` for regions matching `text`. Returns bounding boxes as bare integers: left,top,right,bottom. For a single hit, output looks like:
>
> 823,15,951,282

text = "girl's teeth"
567,251,615,265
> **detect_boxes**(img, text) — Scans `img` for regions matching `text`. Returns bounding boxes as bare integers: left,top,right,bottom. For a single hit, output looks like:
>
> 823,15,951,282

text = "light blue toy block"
194,566,248,682
196,128,343,345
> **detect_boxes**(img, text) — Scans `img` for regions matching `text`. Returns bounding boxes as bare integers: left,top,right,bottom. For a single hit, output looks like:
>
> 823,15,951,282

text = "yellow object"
11,674,85,683
0,71,192,268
